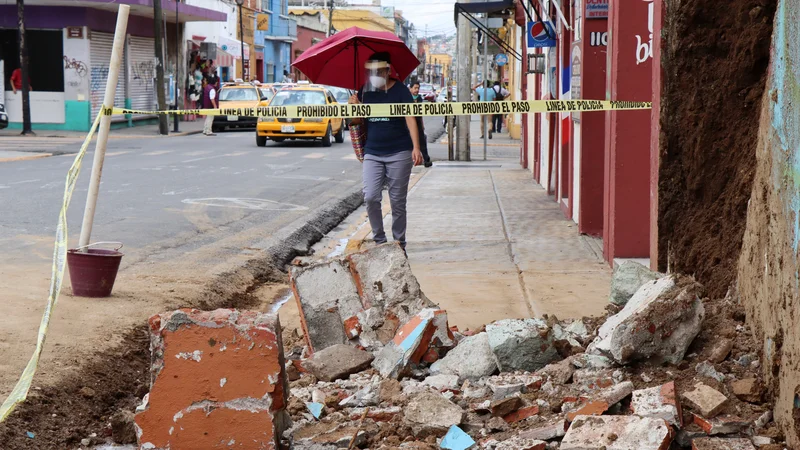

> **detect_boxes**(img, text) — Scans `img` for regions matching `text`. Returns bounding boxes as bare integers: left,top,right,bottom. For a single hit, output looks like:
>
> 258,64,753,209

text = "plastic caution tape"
108,99,650,120
0,109,104,423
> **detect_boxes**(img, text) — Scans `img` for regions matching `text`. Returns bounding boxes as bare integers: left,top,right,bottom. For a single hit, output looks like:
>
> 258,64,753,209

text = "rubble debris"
696,361,726,382
288,421,373,448
691,437,756,450
303,344,374,382
588,276,705,365
490,396,523,417
681,383,729,419
306,402,324,419
487,373,542,399
429,332,498,382
422,374,461,391
403,392,465,438
110,410,136,444
692,414,750,435
707,338,734,363
571,354,615,370
440,425,476,450
372,308,454,379
609,260,661,306
730,378,763,403
538,357,576,385
754,410,772,428
461,380,489,399
494,436,547,450
675,425,707,447
487,319,560,372
135,309,290,450
504,405,541,423
517,419,568,441
752,436,773,446
630,382,682,427
560,415,673,450
565,381,634,421
291,244,436,354
487,415,510,431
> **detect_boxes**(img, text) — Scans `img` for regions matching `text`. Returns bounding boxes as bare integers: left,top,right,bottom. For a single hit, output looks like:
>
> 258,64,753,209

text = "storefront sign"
527,21,556,48
67,27,83,39
636,0,655,65
257,14,270,31
495,53,509,67
589,31,608,47
585,0,608,19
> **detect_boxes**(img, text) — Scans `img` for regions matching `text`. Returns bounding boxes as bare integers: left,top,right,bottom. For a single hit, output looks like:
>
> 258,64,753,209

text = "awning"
189,37,236,68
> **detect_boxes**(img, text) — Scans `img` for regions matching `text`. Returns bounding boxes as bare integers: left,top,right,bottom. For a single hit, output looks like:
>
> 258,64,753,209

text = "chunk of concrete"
630,382,682,427
136,309,290,450
565,381,634,421
609,260,661,306
588,276,704,365
422,374,461,391
291,259,363,352
430,332,497,382
403,392,465,438
692,414,750,435
561,416,673,450
518,420,568,441
495,436,547,450
538,357,576,385
691,438,756,450
371,309,454,379
682,383,729,419
487,373,543,399
487,319,560,372
302,344,374,382
490,396,523,417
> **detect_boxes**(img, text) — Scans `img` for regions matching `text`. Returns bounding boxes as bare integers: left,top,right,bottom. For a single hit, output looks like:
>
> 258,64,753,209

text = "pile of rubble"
130,245,787,450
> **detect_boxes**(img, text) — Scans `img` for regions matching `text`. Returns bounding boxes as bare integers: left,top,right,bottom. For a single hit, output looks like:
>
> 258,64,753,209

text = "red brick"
135,309,289,450
692,414,749,435
504,405,540,423
343,315,362,339
630,381,682,427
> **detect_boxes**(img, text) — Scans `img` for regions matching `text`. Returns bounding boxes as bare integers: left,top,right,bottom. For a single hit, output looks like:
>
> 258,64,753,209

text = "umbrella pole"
353,41,358,90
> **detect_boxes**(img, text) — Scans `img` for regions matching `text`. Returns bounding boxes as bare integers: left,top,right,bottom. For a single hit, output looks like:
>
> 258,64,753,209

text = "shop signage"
67,27,83,39
257,14,270,31
586,0,609,19
495,54,509,67
527,21,556,48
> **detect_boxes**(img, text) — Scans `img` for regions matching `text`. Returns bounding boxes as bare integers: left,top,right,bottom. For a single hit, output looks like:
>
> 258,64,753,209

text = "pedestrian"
492,81,510,133
282,70,293,83
349,52,423,251
473,80,496,139
409,80,433,167
202,74,218,136
10,67,32,94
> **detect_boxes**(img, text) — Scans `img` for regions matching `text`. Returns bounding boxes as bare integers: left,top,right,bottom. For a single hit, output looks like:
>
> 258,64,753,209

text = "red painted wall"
577,17,608,237
292,25,326,80
603,0,654,262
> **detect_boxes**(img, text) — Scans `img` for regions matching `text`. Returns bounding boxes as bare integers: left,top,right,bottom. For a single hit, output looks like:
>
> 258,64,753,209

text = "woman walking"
349,52,423,250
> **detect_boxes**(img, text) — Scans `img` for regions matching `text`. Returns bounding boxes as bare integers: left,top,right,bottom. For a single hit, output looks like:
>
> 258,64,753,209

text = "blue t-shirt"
359,82,414,156
476,86,496,102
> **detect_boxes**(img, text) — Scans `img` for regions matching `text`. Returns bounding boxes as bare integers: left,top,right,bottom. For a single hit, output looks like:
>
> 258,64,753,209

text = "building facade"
289,11,328,81
0,0,225,131
257,0,297,83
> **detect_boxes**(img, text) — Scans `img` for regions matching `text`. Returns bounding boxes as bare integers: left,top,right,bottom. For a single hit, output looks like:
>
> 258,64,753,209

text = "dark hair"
493,81,500,86
284,70,289,76
410,80,420,88
368,51,392,64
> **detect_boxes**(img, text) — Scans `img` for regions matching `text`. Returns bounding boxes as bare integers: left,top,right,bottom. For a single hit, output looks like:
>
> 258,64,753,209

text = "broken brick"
630,382,682,427
302,344,374,382
707,338,734,363
371,309,454,379
692,437,756,450
561,415,673,450
490,396,523,417
504,405,540,423
343,315,362,339
135,309,290,450
682,383,729,419
692,414,750,436
566,381,634,421
730,378,763,403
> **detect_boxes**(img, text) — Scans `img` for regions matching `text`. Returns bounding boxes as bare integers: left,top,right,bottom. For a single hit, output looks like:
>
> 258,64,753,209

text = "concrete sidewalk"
294,117,611,331
0,118,205,140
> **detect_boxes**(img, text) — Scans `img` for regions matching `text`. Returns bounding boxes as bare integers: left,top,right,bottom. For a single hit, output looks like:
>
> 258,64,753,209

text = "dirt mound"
658,0,777,298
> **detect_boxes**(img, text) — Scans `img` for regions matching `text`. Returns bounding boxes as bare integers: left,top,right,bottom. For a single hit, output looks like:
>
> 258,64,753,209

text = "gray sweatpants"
363,151,413,247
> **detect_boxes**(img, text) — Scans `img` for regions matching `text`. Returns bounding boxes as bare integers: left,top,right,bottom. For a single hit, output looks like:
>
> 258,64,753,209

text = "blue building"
254,0,296,83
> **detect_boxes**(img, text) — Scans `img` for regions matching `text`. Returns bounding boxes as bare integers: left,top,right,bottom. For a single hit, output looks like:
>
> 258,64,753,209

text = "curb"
0,153,53,163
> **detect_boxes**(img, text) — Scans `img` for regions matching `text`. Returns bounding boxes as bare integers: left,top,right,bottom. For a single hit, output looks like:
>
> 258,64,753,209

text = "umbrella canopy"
292,27,420,90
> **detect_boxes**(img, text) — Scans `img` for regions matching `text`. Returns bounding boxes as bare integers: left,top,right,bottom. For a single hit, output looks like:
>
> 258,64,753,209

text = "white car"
436,91,448,103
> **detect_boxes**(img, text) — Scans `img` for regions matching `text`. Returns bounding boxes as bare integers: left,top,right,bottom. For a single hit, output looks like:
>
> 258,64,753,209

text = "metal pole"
17,0,33,135
154,0,168,134
173,0,180,132
447,75,453,161
239,4,245,80
456,11,471,161
482,26,488,161
78,5,130,250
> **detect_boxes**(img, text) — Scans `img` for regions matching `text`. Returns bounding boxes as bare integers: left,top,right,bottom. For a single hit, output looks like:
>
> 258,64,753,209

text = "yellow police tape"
108,99,651,120
0,109,103,423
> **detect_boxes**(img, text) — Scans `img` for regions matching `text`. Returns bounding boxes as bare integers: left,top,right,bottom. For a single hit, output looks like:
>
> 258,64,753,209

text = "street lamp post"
173,0,180,132
236,0,245,81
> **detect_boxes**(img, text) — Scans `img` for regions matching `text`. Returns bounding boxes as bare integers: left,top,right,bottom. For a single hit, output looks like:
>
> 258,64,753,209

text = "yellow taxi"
255,85,345,147
212,82,265,132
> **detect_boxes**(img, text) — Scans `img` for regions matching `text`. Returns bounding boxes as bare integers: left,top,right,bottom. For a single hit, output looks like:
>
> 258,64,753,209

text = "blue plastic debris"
25,431,35,439
306,401,324,419
440,425,475,450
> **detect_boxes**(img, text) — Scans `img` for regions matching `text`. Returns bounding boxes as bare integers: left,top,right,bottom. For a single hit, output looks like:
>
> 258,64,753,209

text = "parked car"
256,86,345,147
419,83,437,102
327,86,355,126
212,82,261,132
0,101,7,129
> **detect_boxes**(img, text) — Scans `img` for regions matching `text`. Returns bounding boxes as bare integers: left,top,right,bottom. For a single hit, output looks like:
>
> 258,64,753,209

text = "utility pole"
482,25,488,161
153,0,169,135
17,0,33,135
173,0,180,132
327,0,334,37
455,11,471,161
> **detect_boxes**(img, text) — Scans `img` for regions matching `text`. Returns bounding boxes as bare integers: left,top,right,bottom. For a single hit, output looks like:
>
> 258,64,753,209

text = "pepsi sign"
527,21,556,48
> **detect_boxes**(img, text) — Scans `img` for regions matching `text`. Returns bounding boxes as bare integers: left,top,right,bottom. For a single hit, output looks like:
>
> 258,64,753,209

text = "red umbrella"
292,27,420,90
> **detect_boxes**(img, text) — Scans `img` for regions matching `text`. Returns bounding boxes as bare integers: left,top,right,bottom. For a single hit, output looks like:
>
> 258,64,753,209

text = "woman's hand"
349,94,360,104
412,149,424,166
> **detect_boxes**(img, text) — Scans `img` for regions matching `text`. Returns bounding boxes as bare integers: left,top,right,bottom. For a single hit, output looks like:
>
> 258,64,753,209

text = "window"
266,62,275,83
261,0,269,11
219,87,260,101
270,90,326,106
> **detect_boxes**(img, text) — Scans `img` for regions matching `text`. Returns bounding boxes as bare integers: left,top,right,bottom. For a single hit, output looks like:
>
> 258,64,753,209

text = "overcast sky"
381,0,458,37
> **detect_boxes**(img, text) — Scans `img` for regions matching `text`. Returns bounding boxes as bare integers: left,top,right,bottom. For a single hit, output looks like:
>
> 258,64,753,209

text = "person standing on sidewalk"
409,80,433,167
492,81,510,133
473,80,496,139
202,75,218,136
349,52,423,250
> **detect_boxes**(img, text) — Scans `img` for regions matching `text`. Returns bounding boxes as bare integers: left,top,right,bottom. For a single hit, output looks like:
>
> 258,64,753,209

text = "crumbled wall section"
658,0,776,297
738,0,800,446
135,309,290,449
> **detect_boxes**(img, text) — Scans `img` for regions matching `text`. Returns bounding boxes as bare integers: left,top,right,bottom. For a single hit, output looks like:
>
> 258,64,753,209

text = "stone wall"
738,0,800,446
